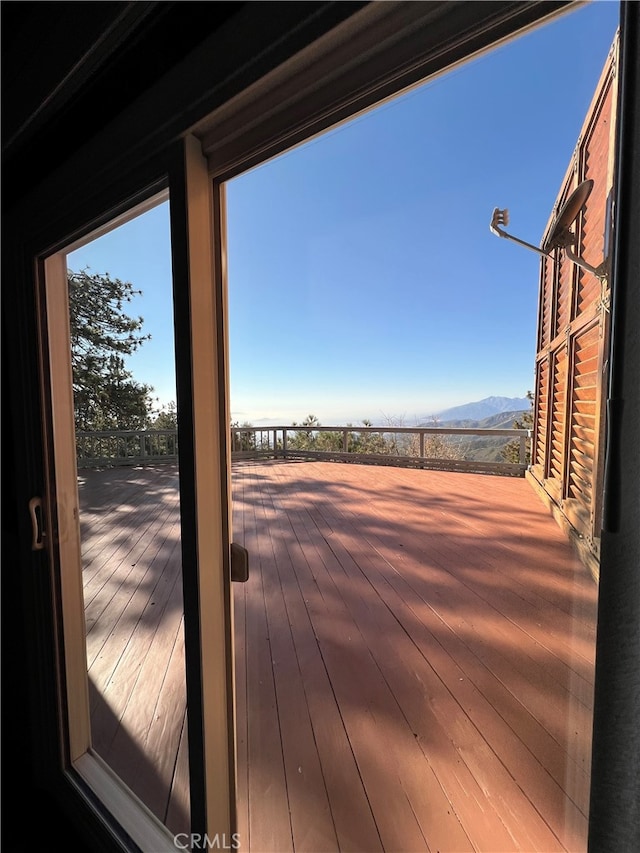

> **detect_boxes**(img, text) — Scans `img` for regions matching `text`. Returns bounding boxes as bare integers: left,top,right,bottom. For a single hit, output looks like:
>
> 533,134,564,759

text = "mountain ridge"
438,409,530,430
431,395,531,423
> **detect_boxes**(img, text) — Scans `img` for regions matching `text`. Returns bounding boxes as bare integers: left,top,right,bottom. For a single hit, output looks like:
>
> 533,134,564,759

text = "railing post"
343,429,348,454
273,429,277,458
519,432,527,466
419,431,425,460
283,428,288,458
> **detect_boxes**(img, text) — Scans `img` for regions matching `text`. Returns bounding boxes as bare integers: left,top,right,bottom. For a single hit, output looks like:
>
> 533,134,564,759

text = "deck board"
78,459,597,851
245,481,295,853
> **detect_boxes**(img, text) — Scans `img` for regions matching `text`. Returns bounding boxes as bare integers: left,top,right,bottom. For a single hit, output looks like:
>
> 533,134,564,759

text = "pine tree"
69,268,153,431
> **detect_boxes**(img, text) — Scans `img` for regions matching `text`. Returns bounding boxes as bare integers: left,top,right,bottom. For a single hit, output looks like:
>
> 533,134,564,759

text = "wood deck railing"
76,429,178,467
77,425,531,476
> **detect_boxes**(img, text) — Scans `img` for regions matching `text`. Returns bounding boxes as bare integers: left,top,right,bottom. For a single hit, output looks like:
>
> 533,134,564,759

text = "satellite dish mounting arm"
490,180,607,281
490,208,552,259
549,231,608,279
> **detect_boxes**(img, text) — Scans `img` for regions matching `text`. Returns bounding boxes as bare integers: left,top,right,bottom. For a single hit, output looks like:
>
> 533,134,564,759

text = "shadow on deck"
78,459,597,852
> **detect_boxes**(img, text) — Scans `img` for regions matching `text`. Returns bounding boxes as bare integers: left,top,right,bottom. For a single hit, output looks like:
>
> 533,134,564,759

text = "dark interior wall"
1,328,69,851
1,2,239,203
1,1,366,210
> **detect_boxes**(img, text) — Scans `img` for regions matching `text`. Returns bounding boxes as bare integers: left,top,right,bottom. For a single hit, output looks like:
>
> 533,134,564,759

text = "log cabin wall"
528,32,619,581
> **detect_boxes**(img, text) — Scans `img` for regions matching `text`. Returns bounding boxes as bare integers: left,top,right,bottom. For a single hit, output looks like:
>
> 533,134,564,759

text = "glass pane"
225,4,618,851
66,199,190,835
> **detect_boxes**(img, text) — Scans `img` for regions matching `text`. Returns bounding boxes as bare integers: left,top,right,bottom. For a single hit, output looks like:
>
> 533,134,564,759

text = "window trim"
192,0,575,181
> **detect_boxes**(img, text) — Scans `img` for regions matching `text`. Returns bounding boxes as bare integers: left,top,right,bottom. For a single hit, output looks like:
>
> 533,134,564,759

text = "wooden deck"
79,464,190,834
78,460,598,851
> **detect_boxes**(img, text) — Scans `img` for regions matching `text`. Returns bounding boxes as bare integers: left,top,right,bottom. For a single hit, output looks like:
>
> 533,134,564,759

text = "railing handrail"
76,428,179,469
76,425,529,436
234,424,529,437
76,428,177,437
75,424,532,475
231,423,531,476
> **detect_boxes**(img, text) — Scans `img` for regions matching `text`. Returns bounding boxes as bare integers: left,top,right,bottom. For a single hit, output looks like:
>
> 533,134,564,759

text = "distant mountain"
432,396,531,424
433,406,532,463
439,409,530,430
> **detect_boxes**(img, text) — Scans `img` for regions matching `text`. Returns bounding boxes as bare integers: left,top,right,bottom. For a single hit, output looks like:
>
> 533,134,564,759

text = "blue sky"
68,1,619,426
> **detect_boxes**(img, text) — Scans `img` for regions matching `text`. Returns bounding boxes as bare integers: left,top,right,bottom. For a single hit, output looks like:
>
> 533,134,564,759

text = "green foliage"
69,268,153,431
288,414,322,451
231,421,257,451
422,431,463,460
299,414,320,427
151,401,178,430
501,391,534,463
379,415,463,460
285,415,462,459
350,420,399,455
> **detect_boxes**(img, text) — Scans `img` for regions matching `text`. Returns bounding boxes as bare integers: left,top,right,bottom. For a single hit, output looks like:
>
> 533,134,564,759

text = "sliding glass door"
38,137,236,848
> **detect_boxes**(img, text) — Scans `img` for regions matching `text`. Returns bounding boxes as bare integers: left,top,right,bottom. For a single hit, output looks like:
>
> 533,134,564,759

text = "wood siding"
529,33,618,577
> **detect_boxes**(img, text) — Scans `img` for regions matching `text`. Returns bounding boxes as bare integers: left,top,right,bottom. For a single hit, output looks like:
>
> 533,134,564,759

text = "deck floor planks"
139,615,188,819
279,482,565,852
79,484,171,577
87,525,183,728
336,460,595,623
288,497,550,852
82,490,179,616
243,467,294,853
255,470,425,851
233,466,250,849
79,467,180,589
83,512,182,669
308,462,596,680
303,462,596,715
251,470,340,853
302,466,591,844
79,467,188,833
239,464,385,852
392,464,596,640
259,473,472,852
303,464,594,770
76,460,598,852
259,461,595,851
104,594,186,821
165,713,190,835
80,471,182,663
301,490,577,850
286,500,515,852
90,549,183,765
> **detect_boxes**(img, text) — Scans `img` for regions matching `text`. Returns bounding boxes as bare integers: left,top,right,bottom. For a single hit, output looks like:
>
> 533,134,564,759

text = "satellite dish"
542,179,593,252
489,177,607,280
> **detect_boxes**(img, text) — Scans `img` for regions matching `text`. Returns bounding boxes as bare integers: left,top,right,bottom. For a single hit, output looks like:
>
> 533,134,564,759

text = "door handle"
29,496,45,550
230,542,249,582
